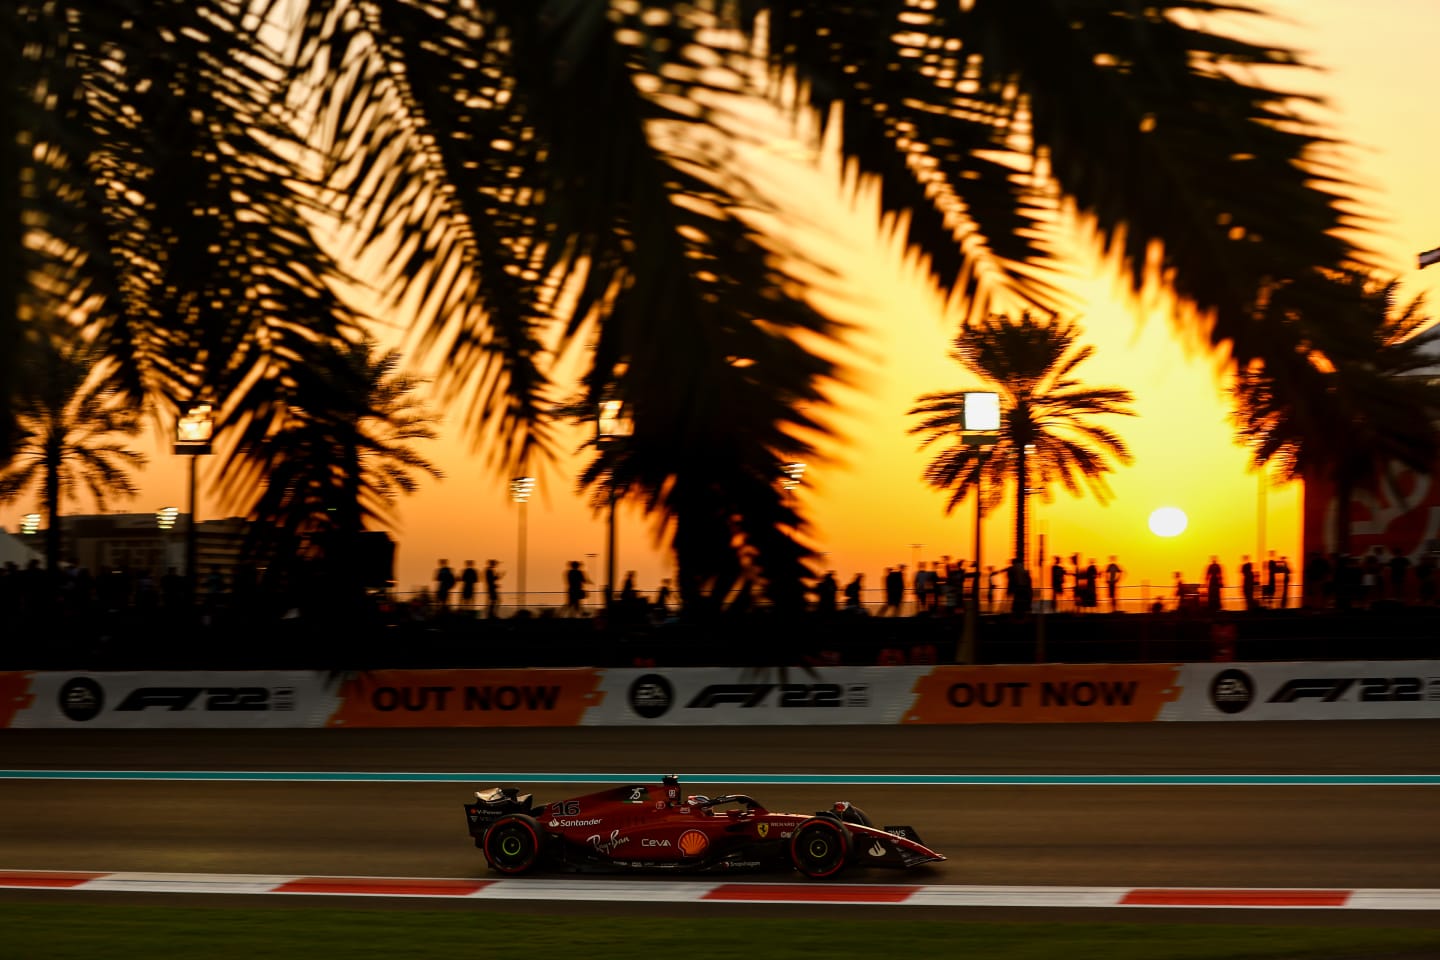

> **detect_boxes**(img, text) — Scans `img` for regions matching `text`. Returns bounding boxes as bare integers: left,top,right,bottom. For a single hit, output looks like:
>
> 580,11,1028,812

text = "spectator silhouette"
434,559,456,608
1240,555,1257,610
1006,557,1031,615
843,573,865,612
1204,556,1223,613
1081,558,1099,610
816,571,838,614
943,560,964,614
1105,556,1123,611
913,562,934,613
485,559,503,618
563,560,590,617
460,560,479,608
881,566,904,616
1050,556,1067,612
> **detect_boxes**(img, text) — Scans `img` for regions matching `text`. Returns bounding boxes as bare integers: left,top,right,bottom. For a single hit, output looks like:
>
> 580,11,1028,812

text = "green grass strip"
3,903,1440,960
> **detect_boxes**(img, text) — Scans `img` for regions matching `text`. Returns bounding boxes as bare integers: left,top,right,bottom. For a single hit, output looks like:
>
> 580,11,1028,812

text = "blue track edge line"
2,770,1438,785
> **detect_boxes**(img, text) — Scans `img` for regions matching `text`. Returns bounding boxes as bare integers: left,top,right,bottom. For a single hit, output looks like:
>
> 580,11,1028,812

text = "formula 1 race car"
463,774,945,880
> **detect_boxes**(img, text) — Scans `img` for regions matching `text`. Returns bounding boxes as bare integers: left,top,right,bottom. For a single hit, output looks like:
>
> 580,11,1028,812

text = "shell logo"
677,829,709,857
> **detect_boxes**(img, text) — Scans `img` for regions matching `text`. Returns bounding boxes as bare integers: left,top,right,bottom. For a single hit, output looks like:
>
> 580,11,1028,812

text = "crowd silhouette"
3,539,1438,673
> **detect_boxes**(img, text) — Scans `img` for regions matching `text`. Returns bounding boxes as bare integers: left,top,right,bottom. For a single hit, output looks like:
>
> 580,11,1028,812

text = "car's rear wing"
464,787,536,840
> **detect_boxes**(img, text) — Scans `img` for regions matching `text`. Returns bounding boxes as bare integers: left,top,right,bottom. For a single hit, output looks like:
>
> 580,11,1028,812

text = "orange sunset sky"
5,1,1438,602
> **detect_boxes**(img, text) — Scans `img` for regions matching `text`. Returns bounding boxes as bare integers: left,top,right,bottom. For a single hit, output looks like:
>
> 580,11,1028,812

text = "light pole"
909,543,923,614
174,402,214,601
156,506,178,574
959,391,1000,663
596,399,632,609
782,461,806,504
510,476,535,613
1256,465,1267,574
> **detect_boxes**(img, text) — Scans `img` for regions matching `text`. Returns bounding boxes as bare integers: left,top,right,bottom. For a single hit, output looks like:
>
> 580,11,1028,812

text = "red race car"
464,774,945,880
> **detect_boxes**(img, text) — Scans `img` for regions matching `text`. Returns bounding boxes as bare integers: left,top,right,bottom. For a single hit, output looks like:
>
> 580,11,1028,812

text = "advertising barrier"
3,671,337,728
3,661,1439,728
324,669,604,728
904,664,1182,724
583,667,929,726
1160,660,1440,722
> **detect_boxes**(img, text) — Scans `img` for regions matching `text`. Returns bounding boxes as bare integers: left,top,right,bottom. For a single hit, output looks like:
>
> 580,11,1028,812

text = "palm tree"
6,2,1367,597
216,339,442,570
280,1,1360,607
0,334,147,573
3,0,363,467
1231,272,1440,557
910,313,1135,572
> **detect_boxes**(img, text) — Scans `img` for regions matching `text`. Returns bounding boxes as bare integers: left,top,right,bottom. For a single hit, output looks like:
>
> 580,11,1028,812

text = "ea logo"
58,677,104,722
1210,669,1255,715
628,674,673,719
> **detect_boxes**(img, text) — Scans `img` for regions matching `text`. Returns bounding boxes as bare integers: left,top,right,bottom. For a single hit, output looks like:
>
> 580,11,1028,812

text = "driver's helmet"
662,773,681,805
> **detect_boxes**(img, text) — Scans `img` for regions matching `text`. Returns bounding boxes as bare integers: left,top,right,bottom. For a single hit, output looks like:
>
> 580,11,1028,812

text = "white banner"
8,662,1440,728
8,671,339,728
583,667,931,725
1161,661,1440,721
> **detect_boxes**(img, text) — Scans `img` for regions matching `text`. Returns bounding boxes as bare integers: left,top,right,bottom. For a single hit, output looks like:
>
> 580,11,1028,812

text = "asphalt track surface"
3,722,1439,924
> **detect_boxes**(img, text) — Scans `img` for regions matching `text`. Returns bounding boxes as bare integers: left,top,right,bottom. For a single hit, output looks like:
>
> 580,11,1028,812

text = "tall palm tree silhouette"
5,2,1367,597
910,313,1135,571
220,339,442,566
1231,272,1440,557
0,335,147,573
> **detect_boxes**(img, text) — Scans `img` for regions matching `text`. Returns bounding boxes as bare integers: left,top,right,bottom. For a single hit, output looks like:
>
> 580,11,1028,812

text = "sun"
1148,506,1188,538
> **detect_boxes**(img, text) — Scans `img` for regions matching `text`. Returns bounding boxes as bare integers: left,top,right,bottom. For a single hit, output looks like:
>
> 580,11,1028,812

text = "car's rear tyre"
483,813,542,875
790,816,851,879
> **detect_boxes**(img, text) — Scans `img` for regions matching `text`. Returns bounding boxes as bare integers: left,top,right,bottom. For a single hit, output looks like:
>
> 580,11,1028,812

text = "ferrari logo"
757,823,769,838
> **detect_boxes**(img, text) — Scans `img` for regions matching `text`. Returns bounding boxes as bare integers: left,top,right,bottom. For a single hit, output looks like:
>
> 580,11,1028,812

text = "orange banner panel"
326,669,604,728
905,664,1181,724
0,672,35,728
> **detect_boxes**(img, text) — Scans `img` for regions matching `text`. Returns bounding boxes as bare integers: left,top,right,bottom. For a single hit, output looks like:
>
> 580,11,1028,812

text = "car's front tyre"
483,813,543,875
789,816,850,879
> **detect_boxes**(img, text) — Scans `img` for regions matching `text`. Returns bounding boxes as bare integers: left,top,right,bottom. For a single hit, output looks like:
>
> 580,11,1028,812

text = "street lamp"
510,476,535,613
173,402,215,600
156,506,179,574
781,461,806,513
20,513,41,536
960,391,1000,663
596,399,632,609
